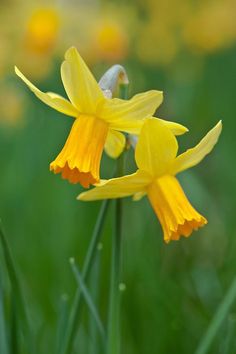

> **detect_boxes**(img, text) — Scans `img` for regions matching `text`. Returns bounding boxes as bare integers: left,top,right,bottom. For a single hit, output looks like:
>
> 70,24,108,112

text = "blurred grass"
0,42,236,353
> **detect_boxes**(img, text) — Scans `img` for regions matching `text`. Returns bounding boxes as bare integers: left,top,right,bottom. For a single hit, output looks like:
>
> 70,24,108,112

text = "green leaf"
195,276,236,354
0,220,33,354
60,199,110,354
70,258,106,345
0,283,9,354
55,294,69,354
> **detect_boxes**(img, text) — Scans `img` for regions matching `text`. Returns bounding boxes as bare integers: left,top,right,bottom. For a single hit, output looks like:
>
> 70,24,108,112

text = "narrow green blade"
70,258,106,344
0,220,33,354
0,283,9,354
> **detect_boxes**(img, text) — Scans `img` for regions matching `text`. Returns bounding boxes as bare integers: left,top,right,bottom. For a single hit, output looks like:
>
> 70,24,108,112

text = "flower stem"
107,83,128,354
107,156,124,354
59,199,110,354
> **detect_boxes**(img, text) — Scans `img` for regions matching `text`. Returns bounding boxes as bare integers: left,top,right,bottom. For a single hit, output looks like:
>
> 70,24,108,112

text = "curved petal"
110,120,143,135
104,130,126,159
101,90,163,129
135,118,178,177
61,47,104,113
155,118,189,136
170,121,222,175
132,191,147,201
15,67,79,117
77,170,151,201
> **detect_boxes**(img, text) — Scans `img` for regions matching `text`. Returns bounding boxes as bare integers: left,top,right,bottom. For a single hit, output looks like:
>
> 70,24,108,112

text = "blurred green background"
0,0,236,353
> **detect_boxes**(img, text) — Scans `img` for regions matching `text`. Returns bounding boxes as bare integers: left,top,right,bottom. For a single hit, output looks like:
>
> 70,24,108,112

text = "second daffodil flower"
15,47,187,188
78,119,222,243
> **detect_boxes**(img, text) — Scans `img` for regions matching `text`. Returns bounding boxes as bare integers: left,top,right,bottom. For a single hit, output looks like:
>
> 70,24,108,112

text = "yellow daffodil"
93,20,128,62
25,8,60,55
15,47,187,188
78,119,222,243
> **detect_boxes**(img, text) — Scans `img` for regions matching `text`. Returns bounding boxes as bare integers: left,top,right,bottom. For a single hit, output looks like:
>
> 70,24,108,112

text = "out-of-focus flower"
25,8,60,55
136,0,236,67
182,0,236,54
137,23,178,66
15,6,61,80
136,0,190,66
15,47,178,188
78,119,222,243
0,83,25,126
92,20,128,62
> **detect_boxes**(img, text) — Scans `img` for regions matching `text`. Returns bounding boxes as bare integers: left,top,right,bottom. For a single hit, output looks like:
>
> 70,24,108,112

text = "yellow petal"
15,66,79,117
78,170,151,201
50,115,109,188
101,90,163,133
148,175,207,243
104,130,126,159
155,118,189,136
135,118,178,177
132,191,146,201
61,47,104,113
170,121,222,175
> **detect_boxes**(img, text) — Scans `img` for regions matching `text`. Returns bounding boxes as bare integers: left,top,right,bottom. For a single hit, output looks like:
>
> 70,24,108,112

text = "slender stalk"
61,76,129,354
88,244,103,354
70,258,106,344
107,183,123,354
107,83,128,354
0,221,33,354
195,276,236,354
0,282,8,354
55,294,69,354
60,199,110,354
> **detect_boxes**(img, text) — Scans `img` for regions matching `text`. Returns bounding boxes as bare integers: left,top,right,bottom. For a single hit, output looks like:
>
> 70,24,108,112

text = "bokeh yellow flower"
79,119,222,243
25,7,60,55
15,47,187,188
0,83,25,127
92,20,128,62
182,0,236,54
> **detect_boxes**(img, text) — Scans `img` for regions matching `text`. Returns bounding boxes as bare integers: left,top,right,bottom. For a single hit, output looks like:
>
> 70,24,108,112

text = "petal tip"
212,120,223,141
218,120,223,130
14,66,21,77
76,193,83,201
65,46,78,59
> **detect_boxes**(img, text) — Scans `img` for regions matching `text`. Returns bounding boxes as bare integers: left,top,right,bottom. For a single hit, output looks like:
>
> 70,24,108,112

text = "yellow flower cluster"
137,0,236,66
2,0,235,82
15,47,222,243
1,0,235,127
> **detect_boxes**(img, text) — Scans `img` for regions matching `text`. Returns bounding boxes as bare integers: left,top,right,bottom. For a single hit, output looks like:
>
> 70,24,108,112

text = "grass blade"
0,283,9,354
219,315,236,354
0,220,33,354
88,244,102,354
195,276,236,354
60,199,110,354
70,258,106,345
55,294,69,354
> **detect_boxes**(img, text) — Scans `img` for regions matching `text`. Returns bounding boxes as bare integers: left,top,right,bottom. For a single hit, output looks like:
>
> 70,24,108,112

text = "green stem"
107,155,124,354
61,81,129,354
60,199,110,354
107,83,128,354
194,276,236,354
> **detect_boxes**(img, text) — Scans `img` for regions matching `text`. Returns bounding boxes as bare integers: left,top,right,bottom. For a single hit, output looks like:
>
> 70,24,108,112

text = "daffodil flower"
15,47,187,188
78,119,222,243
